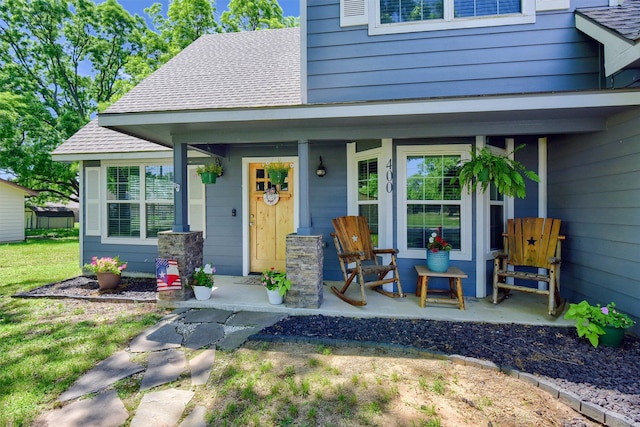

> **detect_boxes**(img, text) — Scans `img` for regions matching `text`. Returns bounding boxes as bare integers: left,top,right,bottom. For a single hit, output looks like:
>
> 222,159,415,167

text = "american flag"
156,258,182,291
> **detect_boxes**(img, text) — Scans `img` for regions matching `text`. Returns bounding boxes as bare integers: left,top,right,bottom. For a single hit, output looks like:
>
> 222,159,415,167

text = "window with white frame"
342,0,568,31
106,164,174,239
489,182,505,251
397,145,471,259
357,158,380,246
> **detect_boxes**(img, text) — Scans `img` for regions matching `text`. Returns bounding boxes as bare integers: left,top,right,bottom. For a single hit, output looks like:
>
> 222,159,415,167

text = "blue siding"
548,110,640,334
82,236,159,275
307,0,602,104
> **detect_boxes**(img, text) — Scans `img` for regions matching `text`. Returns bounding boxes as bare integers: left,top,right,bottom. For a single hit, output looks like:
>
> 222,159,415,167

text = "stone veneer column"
157,230,203,301
285,234,323,308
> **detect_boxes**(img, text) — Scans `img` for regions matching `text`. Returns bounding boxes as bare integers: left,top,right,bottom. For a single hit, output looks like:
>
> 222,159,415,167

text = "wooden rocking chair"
492,217,565,316
330,216,405,306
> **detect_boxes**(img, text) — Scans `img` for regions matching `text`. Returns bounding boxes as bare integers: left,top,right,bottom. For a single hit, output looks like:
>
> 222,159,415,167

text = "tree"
0,0,153,202
146,0,219,58
221,0,298,32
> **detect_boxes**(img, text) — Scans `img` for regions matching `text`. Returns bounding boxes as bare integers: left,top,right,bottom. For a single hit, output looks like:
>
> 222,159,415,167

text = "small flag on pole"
156,258,182,291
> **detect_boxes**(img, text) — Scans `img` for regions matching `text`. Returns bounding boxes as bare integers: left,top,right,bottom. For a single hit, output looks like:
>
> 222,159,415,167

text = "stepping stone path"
38,309,287,427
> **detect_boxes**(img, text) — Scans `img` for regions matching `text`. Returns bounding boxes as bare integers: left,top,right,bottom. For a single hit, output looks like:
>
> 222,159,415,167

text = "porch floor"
159,275,573,328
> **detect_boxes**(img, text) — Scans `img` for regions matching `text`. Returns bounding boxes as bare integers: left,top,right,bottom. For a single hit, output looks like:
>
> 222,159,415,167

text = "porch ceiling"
98,90,640,147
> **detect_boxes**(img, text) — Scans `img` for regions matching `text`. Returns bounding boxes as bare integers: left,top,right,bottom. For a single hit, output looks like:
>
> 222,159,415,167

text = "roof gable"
105,28,301,114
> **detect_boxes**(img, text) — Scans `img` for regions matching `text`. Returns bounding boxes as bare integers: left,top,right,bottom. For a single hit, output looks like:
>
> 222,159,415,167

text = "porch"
158,275,574,327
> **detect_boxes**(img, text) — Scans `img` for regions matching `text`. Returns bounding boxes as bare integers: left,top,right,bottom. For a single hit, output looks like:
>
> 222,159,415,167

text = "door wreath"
263,186,280,205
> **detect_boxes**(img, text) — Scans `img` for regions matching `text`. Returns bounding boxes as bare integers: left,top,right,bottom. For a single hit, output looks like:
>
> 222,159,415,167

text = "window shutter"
85,167,101,236
188,165,206,238
341,0,367,26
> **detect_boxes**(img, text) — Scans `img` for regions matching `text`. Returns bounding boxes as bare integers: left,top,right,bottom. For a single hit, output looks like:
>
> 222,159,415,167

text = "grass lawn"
0,229,161,427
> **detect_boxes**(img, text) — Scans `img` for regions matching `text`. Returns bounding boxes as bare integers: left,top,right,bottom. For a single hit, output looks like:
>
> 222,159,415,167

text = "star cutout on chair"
527,237,537,246
351,235,358,243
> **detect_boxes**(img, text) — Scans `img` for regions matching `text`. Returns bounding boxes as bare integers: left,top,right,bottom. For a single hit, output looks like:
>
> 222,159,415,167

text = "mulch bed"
14,276,158,303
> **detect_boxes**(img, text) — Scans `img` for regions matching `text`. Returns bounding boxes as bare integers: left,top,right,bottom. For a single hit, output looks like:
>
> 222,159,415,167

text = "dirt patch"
205,341,598,426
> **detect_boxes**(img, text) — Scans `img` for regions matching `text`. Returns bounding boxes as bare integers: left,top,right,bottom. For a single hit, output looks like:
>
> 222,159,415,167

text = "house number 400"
386,159,393,193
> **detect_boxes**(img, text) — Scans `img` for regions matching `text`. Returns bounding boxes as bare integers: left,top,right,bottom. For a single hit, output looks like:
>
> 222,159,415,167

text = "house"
0,178,38,242
24,204,78,230
53,0,640,330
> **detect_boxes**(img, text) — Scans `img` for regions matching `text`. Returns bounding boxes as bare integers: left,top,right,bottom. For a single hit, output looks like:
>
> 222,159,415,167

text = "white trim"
538,137,548,290
368,0,535,35
475,137,487,298
346,142,358,215
52,149,209,162
187,165,206,239
79,160,85,269
381,139,394,251
576,15,640,77
99,90,640,128
396,144,472,261
241,156,299,276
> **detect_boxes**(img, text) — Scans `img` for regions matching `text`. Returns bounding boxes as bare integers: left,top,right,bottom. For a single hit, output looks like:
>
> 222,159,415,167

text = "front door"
249,162,294,272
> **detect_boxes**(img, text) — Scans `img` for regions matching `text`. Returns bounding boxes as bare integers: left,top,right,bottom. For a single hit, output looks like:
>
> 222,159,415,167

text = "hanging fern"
454,144,540,199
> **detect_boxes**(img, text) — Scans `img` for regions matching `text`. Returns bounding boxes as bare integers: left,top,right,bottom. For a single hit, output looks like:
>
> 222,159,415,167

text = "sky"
111,0,300,22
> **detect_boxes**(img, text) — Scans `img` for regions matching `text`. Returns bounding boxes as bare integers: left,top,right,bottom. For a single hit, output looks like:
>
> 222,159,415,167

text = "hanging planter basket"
200,172,217,184
268,170,288,186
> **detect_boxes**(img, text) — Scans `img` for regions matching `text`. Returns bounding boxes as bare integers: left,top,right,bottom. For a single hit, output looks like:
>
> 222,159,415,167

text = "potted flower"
454,144,540,198
196,159,223,184
564,300,635,348
260,267,291,304
426,230,452,273
191,263,216,300
264,162,290,186
83,256,127,290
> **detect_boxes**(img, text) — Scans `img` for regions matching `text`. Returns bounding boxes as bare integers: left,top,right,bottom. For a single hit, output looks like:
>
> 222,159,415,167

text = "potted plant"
191,263,216,300
264,162,290,186
83,256,127,290
426,230,452,273
564,300,635,348
260,267,291,304
454,144,539,198
196,159,223,184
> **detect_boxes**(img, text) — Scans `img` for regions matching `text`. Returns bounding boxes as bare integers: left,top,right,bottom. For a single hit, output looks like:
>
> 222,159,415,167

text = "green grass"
0,230,161,427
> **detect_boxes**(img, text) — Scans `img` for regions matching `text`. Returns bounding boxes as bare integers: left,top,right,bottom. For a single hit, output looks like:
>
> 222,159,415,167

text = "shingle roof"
577,0,640,42
52,119,169,156
105,27,301,114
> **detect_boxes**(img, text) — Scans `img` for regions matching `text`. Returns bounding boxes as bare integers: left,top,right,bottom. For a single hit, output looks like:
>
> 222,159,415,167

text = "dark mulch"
15,276,157,303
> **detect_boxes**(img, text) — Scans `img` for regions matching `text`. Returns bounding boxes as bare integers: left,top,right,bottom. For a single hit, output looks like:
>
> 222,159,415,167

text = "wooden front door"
249,162,294,272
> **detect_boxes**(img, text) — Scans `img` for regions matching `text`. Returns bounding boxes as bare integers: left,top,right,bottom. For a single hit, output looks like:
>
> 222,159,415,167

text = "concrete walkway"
38,309,287,427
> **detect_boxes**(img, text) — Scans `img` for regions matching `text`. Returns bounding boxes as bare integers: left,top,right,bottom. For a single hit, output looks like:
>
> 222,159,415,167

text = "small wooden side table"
414,265,467,310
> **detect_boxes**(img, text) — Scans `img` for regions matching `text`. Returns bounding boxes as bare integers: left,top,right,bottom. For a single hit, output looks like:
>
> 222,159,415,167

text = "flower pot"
598,325,626,348
193,285,212,300
266,288,283,305
268,170,288,186
200,172,217,184
427,250,450,273
96,272,122,290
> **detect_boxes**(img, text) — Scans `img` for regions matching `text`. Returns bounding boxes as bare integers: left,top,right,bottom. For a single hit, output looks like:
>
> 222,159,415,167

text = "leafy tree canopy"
0,0,298,203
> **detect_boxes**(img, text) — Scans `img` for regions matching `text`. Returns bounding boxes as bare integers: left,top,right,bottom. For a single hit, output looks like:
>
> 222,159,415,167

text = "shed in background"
0,178,38,242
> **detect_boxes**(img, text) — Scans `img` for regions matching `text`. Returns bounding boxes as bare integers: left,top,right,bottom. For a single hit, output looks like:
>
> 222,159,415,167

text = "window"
489,182,505,251
106,164,174,240
357,158,379,246
370,0,534,34
397,145,471,260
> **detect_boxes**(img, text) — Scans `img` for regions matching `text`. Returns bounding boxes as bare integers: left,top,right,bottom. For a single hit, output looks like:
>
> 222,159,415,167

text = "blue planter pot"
427,250,450,273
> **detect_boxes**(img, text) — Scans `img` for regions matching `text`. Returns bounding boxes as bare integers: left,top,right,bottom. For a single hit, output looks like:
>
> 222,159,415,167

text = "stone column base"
156,231,203,301
285,234,323,308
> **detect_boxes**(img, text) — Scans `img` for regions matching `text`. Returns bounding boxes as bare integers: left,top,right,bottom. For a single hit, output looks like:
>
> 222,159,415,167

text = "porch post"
173,141,190,232
297,139,312,235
